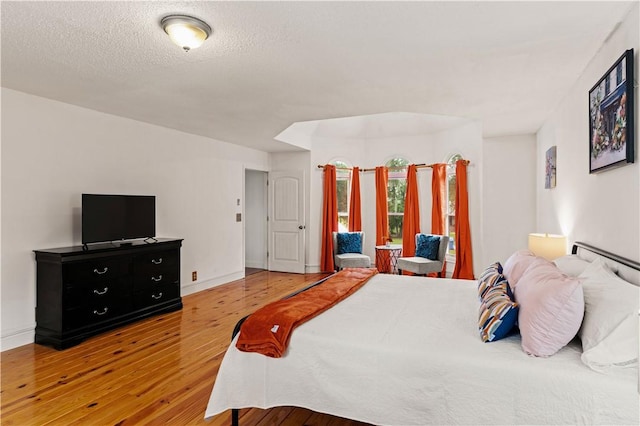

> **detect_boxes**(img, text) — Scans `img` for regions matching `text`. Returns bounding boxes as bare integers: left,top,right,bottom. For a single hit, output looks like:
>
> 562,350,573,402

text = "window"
386,157,409,245
331,160,351,232
446,154,463,256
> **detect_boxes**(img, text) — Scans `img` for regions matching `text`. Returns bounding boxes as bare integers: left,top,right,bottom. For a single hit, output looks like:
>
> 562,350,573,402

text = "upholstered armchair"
332,231,371,271
397,233,449,277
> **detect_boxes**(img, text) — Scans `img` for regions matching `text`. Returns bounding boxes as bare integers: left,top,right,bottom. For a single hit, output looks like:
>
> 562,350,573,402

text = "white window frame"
445,153,463,259
385,157,409,244
331,160,351,232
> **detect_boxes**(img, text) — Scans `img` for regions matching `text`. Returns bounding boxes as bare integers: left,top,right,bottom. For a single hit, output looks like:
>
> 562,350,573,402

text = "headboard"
572,241,640,286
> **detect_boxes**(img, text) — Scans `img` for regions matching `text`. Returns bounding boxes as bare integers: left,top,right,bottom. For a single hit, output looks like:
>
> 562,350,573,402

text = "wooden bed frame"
226,241,640,425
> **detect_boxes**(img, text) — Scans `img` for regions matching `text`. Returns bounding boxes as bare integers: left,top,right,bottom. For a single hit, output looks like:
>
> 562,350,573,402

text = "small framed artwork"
588,49,634,173
545,146,556,189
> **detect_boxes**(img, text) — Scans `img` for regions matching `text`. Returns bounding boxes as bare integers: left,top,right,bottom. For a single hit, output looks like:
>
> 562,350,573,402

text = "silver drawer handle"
93,267,108,275
93,307,108,316
152,258,163,265
93,287,108,295
151,292,163,300
151,275,163,282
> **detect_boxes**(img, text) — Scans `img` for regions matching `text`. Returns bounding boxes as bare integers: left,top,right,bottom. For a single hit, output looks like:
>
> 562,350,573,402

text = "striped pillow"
477,262,503,300
478,273,518,342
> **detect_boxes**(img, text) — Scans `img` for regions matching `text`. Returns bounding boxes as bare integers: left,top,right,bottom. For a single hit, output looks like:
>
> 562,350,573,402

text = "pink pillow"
502,250,537,288
514,258,584,357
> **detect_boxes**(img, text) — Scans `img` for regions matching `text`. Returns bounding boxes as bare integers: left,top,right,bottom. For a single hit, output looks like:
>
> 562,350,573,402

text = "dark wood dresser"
34,238,183,349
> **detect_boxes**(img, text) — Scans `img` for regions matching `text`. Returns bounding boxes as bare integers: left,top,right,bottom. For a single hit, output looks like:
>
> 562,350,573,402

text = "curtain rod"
316,160,470,172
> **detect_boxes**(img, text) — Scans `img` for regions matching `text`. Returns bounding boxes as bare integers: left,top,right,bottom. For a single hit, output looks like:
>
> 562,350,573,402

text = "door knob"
298,225,306,229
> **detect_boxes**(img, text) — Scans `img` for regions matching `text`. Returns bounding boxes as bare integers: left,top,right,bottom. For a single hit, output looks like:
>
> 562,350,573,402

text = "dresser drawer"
64,278,131,308
133,271,179,290
133,284,180,310
63,257,128,284
134,249,178,273
133,250,179,289
63,299,132,330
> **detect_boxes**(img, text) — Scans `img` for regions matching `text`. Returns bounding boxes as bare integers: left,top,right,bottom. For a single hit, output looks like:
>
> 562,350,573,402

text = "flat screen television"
82,194,156,244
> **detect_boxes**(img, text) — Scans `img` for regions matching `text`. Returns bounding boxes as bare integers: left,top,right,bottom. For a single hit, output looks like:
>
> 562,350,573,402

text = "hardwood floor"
245,267,265,277
1,271,371,425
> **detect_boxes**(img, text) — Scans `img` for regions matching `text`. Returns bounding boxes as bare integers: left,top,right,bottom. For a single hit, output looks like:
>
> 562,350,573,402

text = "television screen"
82,194,156,244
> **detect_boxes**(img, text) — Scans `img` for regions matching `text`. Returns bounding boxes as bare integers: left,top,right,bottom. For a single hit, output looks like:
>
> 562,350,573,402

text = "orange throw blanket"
236,268,378,358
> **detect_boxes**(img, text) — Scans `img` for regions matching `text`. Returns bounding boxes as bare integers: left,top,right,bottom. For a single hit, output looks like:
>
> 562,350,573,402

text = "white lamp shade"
162,15,211,51
528,233,567,260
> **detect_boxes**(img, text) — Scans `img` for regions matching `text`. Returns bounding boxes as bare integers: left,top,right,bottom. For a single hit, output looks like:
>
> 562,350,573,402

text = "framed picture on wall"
545,146,556,189
588,49,634,174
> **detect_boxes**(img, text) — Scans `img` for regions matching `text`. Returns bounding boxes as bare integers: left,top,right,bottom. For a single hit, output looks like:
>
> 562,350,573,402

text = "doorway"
244,169,268,275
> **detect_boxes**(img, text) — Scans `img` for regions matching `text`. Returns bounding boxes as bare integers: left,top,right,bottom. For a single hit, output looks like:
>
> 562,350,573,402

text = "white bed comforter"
206,274,639,425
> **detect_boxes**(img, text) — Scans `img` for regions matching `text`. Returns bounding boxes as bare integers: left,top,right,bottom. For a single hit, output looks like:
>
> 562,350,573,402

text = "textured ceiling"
1,1,634,152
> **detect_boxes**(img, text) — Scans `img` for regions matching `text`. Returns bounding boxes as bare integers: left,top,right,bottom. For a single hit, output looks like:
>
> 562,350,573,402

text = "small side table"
375,244,403,274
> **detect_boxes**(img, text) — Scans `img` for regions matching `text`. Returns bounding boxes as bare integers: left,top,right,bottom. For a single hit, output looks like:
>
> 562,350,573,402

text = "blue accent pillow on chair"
415,235,440,260
337,232,362,254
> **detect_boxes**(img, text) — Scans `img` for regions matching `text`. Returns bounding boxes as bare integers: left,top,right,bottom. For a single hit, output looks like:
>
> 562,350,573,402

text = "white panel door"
268,170,305,273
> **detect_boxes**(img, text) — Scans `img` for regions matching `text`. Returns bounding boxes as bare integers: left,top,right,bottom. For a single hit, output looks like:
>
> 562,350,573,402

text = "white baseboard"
305,264,322,273
1,325,35,352
181,271,245,296
245,260,266,269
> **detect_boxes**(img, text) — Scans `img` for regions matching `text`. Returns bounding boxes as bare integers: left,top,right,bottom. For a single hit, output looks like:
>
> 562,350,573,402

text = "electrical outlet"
192,271,197,281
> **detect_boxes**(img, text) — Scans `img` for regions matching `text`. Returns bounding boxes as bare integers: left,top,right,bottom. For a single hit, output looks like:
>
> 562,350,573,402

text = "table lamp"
528,233,567,260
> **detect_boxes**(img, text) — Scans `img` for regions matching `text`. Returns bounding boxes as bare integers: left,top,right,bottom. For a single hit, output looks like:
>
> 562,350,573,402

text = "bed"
205,242,639,425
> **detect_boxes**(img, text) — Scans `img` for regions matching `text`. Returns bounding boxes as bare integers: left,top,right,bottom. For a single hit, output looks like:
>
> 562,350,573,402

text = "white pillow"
553,254,591,276
578,258,639,371
554,254,619,277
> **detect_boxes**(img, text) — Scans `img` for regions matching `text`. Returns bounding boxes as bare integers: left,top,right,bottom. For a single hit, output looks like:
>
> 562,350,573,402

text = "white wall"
483,135,537,263
1,88,270,350
536,4,639,260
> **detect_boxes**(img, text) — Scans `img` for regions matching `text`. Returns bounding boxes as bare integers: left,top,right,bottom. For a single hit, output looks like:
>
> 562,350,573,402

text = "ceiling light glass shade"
161,15,211,52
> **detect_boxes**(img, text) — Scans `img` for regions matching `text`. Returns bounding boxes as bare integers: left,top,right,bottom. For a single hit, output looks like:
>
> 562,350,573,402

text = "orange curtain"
375,167,390,272
348,167,362,231
431,164,446,236
320,165,338,272
401,165,420,274
452,160,474,279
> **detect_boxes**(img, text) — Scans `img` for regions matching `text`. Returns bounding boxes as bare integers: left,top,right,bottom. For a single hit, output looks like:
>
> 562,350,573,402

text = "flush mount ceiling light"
161,15,211,52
